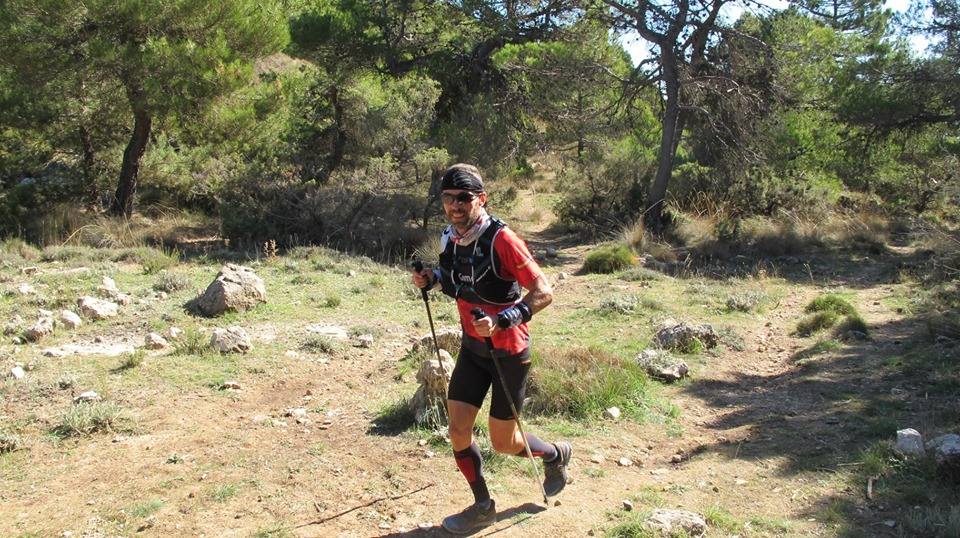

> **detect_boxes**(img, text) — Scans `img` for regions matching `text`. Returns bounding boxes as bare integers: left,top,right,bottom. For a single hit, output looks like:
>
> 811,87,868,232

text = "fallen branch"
292,482,436,530
867,475,877,500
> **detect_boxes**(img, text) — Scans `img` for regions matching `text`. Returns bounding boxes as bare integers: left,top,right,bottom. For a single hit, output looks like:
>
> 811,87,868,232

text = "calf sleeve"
454,443,490,503
516,433,558,462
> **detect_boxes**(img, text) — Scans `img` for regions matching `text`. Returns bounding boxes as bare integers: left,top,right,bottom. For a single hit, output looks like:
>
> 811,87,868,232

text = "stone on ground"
77,296,119,320
3,314,24,336
222,380,241,390
210,326,252,353
644,509,707,536
16,283,36,295
74,391,100,403
636,348,689,382
654,320,718,351
414,328,461,356
59,310,82,329
605,407,621,420
23,315,54,342
893,428,925,457
195,264,266,316
10,366,25,380
410,349,454,424
165,327,183,340
97,277,119,297
144,332,170,350
305,324,349,340
355,334,374,348
926,434,960,481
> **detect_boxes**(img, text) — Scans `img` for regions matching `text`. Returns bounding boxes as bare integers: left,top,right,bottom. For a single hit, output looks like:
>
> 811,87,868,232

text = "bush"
598,295,639,315
172,328,213,357
154,271,192,293
55,402,130,437
726,291,766,313
619,267,664,282
526,346,652,420
0,433,23,453
795,311,840,336
583,243,637,274
806,294,857,317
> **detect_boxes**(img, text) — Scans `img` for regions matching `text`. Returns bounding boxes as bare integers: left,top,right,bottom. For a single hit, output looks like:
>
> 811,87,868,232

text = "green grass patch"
583,243,637,274
725,290,766,313
527,346,654,420
54,402,131,437
795,311,839,336
127,498,163,519
172,327,214,357
300,335,340,354
618,267,664,282
703,505,743,533
806,293,857,316
118,349,145,370
210,483,239,502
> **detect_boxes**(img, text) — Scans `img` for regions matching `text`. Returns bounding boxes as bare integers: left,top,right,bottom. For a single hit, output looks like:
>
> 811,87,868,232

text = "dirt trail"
2,209,928,538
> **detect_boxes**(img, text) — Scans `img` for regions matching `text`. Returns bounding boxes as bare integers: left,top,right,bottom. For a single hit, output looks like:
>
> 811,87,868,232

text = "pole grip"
411,259,430,298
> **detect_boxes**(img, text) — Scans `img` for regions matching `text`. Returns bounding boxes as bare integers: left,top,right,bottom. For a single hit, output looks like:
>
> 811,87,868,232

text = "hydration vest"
438,217,522,306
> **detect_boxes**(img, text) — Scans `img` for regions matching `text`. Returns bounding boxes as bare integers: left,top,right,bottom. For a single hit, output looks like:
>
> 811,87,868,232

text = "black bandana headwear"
441,164,484,192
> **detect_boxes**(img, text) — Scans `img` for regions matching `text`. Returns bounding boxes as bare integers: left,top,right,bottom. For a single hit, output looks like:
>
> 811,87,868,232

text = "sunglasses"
440,192,479,204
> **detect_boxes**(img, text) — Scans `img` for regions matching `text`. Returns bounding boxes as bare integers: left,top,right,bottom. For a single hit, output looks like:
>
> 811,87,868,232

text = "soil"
1,203,942,538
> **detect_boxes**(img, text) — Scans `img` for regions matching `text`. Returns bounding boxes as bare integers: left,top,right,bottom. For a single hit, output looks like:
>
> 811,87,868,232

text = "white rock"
16,283,36,295
894,428,925,457
10,366,25,380
644,509,707,536
165,327,183,340
414,328,461,355
74,391,100,403
144,332,170,350
622,500,634,511
77,296,119,320
618,457,634,467
285,408,308,418
210,326,252,353
222,380,241,390
605,407,621,420
195,264,266,316
23,316,54,342
590,453,605,464
59,310,82,329
306,324,349,340
410,350,455,424
42,348,67,358
97,277,119,297
355,334,374,348
114,293,132,306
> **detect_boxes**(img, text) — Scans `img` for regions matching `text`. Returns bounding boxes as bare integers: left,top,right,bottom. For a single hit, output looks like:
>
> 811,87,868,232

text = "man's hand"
472,315,498,337
412,267,433,289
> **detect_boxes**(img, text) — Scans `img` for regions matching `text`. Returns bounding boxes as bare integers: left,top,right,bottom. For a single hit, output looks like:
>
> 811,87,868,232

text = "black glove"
496,301,533,329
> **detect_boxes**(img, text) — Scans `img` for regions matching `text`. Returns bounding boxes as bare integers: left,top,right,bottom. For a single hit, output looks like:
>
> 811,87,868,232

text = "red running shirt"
456,226,543,355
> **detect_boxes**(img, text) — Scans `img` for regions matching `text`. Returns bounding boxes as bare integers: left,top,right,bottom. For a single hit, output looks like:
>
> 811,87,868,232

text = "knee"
448,421,473,444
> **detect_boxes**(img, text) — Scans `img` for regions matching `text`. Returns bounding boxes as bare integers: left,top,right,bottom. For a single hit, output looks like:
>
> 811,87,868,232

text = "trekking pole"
412,260,450,395
471,308,549,505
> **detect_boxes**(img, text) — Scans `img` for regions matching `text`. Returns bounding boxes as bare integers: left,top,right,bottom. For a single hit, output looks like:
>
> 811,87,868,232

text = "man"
412,163,572,534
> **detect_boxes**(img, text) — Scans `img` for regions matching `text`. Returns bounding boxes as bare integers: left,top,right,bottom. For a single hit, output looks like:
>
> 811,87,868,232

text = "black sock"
516,433,558,462
454,442,490,504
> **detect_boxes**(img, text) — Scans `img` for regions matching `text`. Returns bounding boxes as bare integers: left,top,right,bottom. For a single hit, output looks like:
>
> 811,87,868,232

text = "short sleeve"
492,227,542,289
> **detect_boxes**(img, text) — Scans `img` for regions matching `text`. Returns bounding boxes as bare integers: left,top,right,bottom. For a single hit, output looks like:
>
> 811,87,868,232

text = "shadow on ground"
680,311,960,536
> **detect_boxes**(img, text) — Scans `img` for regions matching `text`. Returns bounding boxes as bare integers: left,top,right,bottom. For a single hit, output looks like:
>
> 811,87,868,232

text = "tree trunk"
645,49,681,232
320,86,347,184
79,125,98,208
110,106,151,217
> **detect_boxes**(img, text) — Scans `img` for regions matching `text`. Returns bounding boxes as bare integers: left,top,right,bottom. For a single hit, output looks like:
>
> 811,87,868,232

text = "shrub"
583,243,637,274
526,346,652,420
598,295,639,315
55,402,130,437
726,291,766,313
301,335,339,354
619,267,664,282
795,311,839,336
119,350,145,370
0,433,23,453
806,294,856,316
153,271,191,293
172,327,213,357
